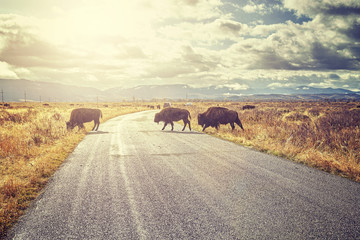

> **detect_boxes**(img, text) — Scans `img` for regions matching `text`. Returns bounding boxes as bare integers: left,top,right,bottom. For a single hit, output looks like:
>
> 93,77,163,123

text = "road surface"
7,110,360,239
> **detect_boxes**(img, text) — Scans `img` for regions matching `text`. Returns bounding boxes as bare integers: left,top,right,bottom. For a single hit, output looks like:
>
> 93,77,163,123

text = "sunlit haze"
0,0,359,91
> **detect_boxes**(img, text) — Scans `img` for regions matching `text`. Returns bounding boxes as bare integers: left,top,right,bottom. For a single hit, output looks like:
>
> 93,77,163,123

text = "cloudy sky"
0,0,359,91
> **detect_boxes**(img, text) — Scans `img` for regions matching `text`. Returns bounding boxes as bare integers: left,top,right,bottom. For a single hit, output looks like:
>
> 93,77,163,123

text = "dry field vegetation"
171,101,360,183
0,102,148,237
1,101,359,237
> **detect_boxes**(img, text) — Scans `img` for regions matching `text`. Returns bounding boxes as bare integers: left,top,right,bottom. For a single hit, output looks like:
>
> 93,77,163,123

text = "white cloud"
224,14,360,71
0,0,358,91
141,0,222,22
216,83,249,91
267,82,292,88
282,0,360,17
309,80,336,88
243,2,266,14
157,18,248,48
0,61,18,79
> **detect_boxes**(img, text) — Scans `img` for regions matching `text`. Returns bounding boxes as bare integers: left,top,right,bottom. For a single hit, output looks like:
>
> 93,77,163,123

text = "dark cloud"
329,73,340,79
0,15,75,68
143,45,219,79
219,21,242,35
182,46,203,64
323,4,360,16
252,51,298,70
182,0,200,6
349,46,360,60
343,22,360,41
283,1,360,18
0,31,75,68
181,46,218,71
311,42,359,70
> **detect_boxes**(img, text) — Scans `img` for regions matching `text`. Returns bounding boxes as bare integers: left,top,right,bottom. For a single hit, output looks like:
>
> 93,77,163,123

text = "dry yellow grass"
171,101,360,182
0,102,148,238
1,101,359,237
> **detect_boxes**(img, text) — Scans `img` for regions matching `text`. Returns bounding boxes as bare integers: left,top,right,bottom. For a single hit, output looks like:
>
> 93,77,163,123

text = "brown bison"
163,102,172,108
243,105,255,110
154,107,191,131
198,107,244,131
66,108,102,131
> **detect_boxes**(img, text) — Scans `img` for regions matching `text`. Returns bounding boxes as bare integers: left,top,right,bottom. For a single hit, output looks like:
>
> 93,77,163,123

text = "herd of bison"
66,105,245,132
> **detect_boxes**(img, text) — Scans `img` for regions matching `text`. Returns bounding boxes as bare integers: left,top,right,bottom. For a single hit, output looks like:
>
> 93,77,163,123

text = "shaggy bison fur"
66,108,103,131
154,107,191,131
198,107,244,131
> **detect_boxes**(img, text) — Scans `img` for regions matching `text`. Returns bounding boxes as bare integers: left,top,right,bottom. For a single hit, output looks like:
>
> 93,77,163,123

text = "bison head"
154,113,161,124
197,113,205,127
66,121,75,130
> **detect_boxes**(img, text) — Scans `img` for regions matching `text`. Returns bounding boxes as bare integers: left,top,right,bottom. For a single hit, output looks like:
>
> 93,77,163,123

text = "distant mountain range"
0,79,359,102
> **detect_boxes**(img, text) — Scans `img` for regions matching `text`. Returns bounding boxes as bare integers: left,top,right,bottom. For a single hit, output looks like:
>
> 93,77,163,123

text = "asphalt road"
7,110,360,239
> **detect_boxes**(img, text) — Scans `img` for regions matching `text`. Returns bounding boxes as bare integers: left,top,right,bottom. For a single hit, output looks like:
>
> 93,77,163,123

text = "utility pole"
24,91,27,102
1,89,3,104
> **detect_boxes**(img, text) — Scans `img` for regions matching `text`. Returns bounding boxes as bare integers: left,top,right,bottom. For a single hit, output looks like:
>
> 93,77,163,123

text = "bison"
242,105,255,110
198,107,244,131
154,107,191,131
66,108,102,131
163,102,172,108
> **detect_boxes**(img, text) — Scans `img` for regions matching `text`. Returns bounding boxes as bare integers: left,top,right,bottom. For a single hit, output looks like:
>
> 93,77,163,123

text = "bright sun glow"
43,2,155,44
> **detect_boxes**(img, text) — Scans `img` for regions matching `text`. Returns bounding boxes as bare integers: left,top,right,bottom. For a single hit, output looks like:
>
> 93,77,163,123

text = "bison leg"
182,119,186,131
94,120,100,131
202,124,209,131
230,122,235,130
92,121,96,131
162,122,168,130
182,119,191,131
170,122,174,131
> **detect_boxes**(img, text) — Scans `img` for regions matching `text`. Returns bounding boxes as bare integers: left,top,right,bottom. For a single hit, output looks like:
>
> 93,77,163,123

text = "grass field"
0,102,148,237
1,100,359,237
171,101,360,182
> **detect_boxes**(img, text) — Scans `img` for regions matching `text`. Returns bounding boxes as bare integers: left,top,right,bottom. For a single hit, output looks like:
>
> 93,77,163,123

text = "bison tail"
100,110,103,119
188,112,191,120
